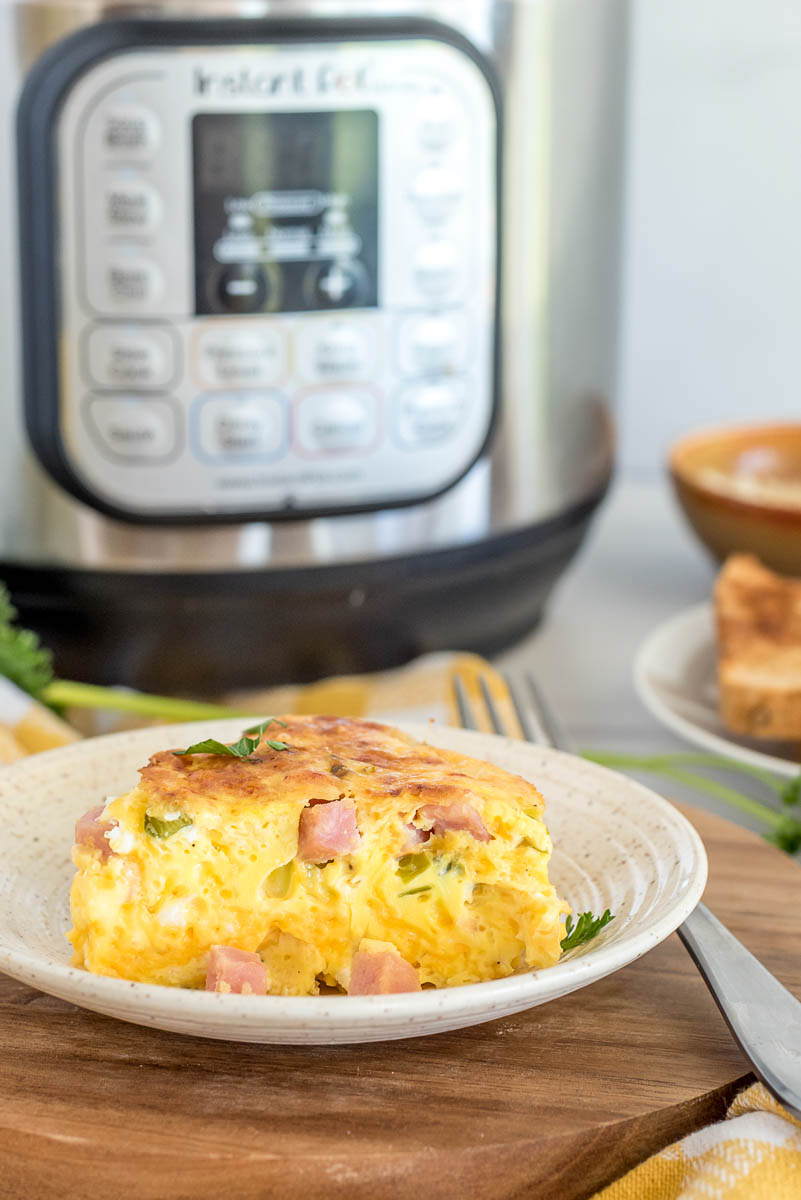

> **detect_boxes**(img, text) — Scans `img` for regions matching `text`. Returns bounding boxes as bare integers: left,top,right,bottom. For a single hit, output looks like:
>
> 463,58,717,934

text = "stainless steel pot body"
0,0,627,688
2,0,625,569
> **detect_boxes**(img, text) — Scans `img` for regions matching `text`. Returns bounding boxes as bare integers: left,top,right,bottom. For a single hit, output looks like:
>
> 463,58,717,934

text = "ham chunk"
297,800,360,863
402,823,431,850
205,946,268,995
416,800,491,843
349,940,421,995
74,805,116,861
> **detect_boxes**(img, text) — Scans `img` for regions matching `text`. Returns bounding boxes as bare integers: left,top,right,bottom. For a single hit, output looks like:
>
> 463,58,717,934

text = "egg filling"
68,716,568,993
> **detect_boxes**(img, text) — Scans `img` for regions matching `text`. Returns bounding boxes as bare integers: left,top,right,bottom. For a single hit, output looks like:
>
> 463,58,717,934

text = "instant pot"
0,0,627,692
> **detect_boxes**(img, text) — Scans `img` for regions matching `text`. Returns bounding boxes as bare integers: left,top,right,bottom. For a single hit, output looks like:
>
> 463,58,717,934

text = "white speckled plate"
0,720,706,1044
635,604,801,779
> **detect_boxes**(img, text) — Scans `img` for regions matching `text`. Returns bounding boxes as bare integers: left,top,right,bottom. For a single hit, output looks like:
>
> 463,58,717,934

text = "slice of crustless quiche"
69,715,567,996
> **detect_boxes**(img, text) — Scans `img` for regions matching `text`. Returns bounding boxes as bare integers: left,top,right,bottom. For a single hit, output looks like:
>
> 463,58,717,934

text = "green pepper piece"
396,852,430,883
264,861,294,899
144,812,193,839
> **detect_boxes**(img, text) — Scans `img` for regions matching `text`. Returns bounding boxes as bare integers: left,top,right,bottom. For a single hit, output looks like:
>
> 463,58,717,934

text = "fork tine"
504,674,547,745
524,673,569,752
454,667,567,749
478,674,506,735
452,673,479,731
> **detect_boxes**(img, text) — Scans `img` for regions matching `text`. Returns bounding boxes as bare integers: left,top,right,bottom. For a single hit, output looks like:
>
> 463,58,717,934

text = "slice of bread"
716,553,801,739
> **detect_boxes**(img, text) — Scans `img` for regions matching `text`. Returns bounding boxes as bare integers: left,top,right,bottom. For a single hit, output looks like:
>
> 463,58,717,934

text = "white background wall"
617,0,801,478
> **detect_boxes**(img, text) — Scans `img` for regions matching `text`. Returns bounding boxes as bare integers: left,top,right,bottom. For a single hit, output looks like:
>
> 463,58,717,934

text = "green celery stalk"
581,750,790,833
583,750,785,793
41,679,253,722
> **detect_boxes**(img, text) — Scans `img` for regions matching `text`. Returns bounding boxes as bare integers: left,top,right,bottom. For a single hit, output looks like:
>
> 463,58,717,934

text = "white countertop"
501,476,777,835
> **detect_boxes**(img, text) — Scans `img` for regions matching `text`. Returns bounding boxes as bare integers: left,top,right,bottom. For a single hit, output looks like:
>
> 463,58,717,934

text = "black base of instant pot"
1,492,604,695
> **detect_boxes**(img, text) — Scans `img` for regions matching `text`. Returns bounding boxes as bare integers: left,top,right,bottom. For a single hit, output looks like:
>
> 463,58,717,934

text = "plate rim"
0,719,708,1038
634,603,800,779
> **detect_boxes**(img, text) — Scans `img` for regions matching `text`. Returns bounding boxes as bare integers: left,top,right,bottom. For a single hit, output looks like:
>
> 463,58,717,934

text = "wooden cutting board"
1,803,799,1200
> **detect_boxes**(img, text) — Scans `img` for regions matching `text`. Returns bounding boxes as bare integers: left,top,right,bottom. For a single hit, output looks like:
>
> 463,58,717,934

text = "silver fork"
453,669,801,1119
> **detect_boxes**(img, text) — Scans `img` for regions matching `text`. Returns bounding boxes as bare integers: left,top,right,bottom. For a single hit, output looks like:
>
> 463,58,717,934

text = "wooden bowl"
669,423,801,576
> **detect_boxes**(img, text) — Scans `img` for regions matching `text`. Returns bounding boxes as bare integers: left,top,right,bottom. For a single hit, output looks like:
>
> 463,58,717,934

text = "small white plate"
0,720,707,1044
635,603,800,778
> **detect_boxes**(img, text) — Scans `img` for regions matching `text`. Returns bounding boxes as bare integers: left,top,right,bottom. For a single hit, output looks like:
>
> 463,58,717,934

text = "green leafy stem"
582,750,801,854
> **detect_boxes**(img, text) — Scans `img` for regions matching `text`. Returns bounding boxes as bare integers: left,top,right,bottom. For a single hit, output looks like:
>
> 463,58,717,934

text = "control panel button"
296,320,375,383
84,396,178,462
305,261,370,310
104,257,164,308
195,326,285,388
398,313,468,376
85,326,174,389
396,381,465,446
413,242,460,299
217,264,269,314
296,389,378,454
104,181,162,232
411,167,461,225
193,393,285,460
102,105,161,159
417,95,460,152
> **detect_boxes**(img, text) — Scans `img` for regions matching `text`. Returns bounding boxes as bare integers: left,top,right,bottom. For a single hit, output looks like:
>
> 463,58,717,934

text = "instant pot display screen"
192,110,379,315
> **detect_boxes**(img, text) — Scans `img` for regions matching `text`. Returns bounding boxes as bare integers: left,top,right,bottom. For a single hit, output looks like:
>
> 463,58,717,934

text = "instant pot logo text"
193,61,373,98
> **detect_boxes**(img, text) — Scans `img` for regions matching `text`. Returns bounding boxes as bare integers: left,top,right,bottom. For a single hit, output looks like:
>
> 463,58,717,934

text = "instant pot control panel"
18,21,499,522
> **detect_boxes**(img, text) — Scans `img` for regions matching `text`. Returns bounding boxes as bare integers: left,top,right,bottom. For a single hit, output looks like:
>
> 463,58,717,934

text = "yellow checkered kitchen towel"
228,650,522,735
593,1083,801,1199
0,675,81,760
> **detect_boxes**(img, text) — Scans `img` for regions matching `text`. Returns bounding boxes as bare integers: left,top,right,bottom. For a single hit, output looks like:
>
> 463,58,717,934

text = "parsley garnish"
0,584,54,700
766,774,801,851
561,909,614,951
765,812,801,854
782,776,801,808
174,718,289,759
